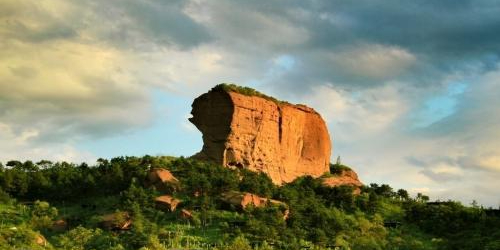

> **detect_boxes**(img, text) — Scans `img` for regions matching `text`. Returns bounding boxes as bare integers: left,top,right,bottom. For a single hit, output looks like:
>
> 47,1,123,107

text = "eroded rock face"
190,86,332,184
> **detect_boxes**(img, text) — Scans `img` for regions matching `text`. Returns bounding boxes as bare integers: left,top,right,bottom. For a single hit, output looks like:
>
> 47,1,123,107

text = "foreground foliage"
0,156,499,249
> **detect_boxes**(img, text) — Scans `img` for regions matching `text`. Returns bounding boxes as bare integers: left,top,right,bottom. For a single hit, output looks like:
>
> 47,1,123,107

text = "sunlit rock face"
321,170,363,195
189,85,332,184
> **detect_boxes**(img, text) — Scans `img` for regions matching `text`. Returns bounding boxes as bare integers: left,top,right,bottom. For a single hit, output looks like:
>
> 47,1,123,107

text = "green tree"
30,200,58,230
396,189,409,200
224,236,253,250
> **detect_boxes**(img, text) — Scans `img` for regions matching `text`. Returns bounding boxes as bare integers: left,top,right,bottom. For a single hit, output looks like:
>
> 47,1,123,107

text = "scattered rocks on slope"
190,84,332,184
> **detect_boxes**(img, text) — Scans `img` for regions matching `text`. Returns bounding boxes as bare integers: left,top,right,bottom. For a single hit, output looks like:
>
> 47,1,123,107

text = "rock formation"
220,191,289,219
100,212,132,230
34,234,47,246
220,191,287,209
180,209,193,219
190,84,332,184
52,219,68,232
147,168,180,192
321,169,363,195
155,195,181,212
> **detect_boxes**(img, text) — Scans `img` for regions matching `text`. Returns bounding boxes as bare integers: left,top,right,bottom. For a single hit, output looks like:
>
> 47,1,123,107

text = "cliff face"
189,86,331,184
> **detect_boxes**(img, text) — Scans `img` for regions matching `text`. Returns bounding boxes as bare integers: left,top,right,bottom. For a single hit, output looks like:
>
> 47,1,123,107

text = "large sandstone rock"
190,85,331,184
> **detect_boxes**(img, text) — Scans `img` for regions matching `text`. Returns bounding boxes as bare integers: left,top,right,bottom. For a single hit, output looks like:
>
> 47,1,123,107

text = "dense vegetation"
1,156,499,249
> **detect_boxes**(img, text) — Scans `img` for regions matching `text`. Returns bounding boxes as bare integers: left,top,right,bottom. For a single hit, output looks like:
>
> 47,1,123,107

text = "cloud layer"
1,0,499,206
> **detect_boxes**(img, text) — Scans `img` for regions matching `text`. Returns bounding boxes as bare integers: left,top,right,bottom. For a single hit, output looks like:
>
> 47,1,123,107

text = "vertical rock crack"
278,105,283,144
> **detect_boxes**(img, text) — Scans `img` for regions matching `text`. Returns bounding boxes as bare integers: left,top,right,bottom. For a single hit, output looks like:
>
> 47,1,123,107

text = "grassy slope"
1,156,499,250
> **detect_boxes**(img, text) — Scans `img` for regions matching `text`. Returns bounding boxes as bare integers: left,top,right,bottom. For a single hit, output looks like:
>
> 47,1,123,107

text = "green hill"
0,156,499,249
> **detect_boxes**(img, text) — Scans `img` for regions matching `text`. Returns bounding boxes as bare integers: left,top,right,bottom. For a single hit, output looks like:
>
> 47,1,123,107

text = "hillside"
1,156,499,250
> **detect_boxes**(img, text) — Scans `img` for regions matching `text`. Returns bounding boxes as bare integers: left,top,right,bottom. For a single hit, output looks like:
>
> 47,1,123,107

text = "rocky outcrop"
321,170,363,195
190,84,331,184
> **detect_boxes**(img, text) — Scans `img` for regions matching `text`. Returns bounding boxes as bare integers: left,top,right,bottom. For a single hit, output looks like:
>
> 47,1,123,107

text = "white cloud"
0,122,95,163
185,0,309,48
330,44,416,80
306,83,410,141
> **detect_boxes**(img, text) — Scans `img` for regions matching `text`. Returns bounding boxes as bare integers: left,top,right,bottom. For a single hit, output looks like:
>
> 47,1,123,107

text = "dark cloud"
87,0,212,50
405,156,428,168
420,169,463,182
192,0,500,92
0,0,211,50
406,156,464,183
307,0,500,54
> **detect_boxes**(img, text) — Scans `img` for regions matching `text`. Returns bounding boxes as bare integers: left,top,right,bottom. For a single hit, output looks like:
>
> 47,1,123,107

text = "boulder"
34,234,47,246
52,219,68,232
190,84,331,184
321,169,363,195
147,168,180,192
180,209,193,219
100,212,132,230
220,191,287,209
155,195,181,212
221,191,290,220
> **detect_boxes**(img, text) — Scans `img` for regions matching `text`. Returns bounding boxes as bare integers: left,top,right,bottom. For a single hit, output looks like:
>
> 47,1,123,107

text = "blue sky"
78,90,202,158
1,0,499,207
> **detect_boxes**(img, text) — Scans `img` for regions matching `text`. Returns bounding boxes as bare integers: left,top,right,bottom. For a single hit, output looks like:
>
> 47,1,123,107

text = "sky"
1,0,499,207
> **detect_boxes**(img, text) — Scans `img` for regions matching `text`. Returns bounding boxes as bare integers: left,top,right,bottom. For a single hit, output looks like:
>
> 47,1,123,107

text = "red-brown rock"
220,191,287,209
147,168,180,192
52,219,68,232
155,195,181,212
34,234,47,246
180,209,193,219
190,85,332,184
220,191,289,219
100,212,132,230
321,169,363,195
